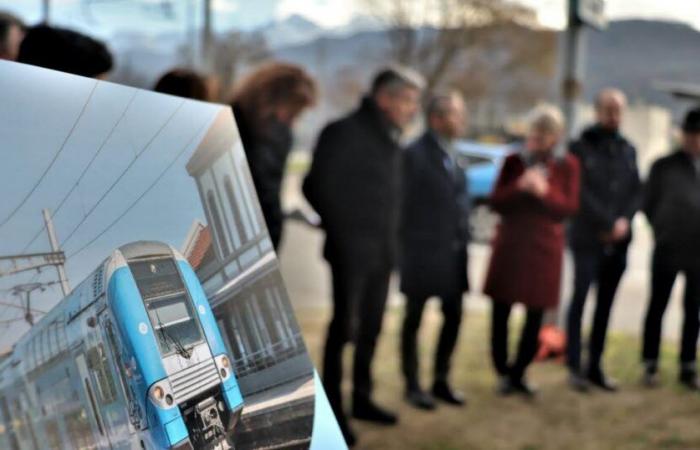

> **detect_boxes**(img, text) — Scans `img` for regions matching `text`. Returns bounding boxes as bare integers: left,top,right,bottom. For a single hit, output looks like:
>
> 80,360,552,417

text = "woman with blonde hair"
484,104,580,396
230,62,317,249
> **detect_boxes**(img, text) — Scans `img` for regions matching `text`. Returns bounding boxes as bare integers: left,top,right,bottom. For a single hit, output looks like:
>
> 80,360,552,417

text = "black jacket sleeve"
302,121,358,235
622,147,643,221
643,159,663,223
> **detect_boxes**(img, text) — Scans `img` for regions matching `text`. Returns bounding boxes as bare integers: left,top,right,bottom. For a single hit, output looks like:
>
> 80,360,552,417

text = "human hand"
530,171,550,198
516,170,535,192
611,217,630,241
518,168,549,198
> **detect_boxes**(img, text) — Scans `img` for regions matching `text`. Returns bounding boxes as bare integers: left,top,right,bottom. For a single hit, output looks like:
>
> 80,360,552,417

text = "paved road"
278,172,688,341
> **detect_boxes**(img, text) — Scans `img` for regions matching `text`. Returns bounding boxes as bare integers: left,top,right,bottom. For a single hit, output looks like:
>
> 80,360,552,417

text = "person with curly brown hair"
230,62,317,250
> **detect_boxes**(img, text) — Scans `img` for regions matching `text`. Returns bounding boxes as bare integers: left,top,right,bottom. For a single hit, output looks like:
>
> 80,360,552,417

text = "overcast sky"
1,0,699,37
0,61,219,347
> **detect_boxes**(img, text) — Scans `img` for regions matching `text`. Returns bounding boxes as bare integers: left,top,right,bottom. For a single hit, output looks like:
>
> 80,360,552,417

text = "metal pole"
43,209,70,296
42,0,50,24
202,0,213,70
24,291,33,326
187,0,196,66
562,0,588,143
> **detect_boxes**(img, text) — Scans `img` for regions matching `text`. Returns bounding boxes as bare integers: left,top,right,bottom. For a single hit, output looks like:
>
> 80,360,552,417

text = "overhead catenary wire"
67,115,211,261
0,301,47,314
0,271,41,321
0,81,99,230
0,316,25,326
59,99,186,248
19,89,140,254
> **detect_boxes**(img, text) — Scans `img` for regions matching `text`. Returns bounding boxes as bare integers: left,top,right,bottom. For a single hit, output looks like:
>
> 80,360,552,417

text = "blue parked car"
455,140,518,242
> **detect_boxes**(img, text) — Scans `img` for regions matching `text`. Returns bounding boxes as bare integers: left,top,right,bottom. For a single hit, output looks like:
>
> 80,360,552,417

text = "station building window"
223,175,247,248
208,190,230,258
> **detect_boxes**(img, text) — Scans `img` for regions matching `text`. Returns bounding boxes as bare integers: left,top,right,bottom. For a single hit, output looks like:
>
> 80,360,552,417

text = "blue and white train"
0,241,244,450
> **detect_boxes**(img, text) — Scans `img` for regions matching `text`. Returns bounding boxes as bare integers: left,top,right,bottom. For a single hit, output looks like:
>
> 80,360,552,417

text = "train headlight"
149,380,176,409
214,354,232,381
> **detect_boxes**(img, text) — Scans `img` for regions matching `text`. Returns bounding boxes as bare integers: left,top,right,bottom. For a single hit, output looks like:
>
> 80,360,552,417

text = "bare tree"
177,31,270,101
210,31,270,100
363,0,539,91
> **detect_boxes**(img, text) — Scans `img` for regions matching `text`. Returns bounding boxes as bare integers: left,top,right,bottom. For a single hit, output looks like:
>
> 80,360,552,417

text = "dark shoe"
568,372,590,393
642,370,660,388
679,371,700,391
510,376,538,397
496,375,513,396
432,381,465,406
352,398,398,425
588,370,619,392
405,388,436,410
642,361,660,388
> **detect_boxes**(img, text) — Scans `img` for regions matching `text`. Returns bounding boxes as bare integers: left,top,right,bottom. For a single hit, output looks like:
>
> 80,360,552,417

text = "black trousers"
491,301,544,380
401,293,463,391
642,248,700,370
322,262,391,420
566,246,627,374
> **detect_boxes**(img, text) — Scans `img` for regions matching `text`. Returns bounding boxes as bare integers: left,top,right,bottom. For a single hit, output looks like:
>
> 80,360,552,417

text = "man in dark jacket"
303,66,424,445
566,88,642,392
642,106,700,390
400,92,470,410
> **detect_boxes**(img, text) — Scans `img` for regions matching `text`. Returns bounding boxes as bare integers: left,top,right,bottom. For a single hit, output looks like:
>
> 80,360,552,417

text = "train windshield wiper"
154,310,192,359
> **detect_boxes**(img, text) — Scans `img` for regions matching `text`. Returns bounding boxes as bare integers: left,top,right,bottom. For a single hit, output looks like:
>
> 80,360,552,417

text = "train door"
12,391,40,450
0,396,20,450
75,352,111,449
96,313,137,447
102,315,148,436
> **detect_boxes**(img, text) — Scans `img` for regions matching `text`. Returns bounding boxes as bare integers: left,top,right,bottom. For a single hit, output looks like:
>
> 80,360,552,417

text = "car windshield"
129,258,203,356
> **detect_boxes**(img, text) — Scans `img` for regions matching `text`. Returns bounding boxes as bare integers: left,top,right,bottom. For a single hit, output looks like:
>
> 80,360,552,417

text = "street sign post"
576,0,607,30
561,0,606,142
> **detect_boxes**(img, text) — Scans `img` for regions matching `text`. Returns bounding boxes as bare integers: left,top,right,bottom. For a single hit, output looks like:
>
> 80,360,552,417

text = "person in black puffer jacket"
303,66,424,447
566,88,642,393
642,106,700,390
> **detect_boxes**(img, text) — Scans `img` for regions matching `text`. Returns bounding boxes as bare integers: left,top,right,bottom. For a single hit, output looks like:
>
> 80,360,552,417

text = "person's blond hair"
528,103,565,135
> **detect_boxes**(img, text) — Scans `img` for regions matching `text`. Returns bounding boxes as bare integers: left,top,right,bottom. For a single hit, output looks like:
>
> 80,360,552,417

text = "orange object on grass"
536,324,566,362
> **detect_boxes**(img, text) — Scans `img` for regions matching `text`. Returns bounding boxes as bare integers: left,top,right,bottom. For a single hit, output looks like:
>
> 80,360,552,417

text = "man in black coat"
400,92,470,410
566,88,642,392
642,106,700,390
303,66,424,445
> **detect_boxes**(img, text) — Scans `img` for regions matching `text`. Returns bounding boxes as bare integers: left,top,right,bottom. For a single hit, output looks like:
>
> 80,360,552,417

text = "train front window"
146,293,203,355
129,258,204,356
129,258,184,299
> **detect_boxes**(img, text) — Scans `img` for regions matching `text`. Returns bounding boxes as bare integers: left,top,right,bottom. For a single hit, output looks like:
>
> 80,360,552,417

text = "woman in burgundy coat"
484,104,580,396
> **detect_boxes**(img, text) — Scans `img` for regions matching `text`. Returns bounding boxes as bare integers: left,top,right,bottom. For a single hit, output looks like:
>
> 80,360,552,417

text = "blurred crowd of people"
3,11,700,449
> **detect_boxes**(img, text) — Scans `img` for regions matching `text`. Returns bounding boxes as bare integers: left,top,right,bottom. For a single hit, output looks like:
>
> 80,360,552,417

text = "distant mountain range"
108,17,700,121
582,20,700,113
258,14,383,49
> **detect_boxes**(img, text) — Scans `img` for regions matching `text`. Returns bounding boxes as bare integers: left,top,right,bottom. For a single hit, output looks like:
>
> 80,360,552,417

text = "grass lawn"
297,304,700,450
